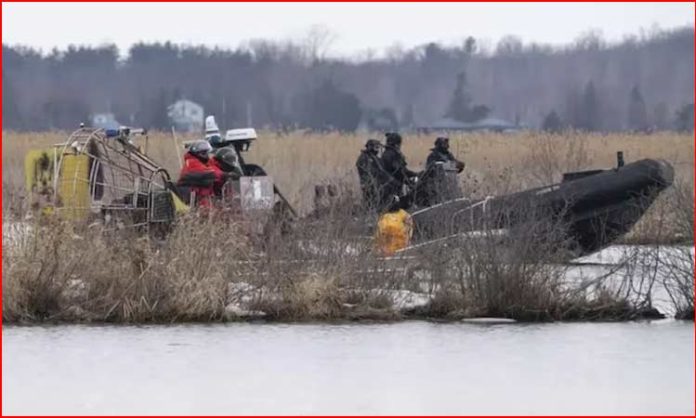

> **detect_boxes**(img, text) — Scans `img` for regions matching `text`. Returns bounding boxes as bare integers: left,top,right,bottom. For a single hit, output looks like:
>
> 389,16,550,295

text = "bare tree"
302,24,337,64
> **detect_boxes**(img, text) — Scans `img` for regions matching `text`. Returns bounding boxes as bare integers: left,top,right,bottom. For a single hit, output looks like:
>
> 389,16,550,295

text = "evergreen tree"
1,28,693,133
2,73,23,130
41,96,90,130
298,80,362,132
464,37,477,55
471,105,491,121
675,103,694,132
542,110,563,133
445,72,472,122
445,72,490,123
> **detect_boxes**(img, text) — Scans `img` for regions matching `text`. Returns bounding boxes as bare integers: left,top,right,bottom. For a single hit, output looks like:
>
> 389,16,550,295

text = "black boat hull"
410,159,675,256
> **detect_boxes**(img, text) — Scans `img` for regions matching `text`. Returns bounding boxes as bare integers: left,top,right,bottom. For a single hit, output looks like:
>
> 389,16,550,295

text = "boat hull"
410,159,675,256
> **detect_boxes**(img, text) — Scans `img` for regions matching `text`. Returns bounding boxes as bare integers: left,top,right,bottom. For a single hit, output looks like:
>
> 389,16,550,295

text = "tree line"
2,26,694,133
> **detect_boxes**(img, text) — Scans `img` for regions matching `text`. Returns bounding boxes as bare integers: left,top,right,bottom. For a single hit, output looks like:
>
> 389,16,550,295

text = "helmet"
435,137,449,150
365,139,381,153
205,115,220,136
385,132,402,147
205,115,224,148
214,147,242,174
189,140,212,160
207,134,223,149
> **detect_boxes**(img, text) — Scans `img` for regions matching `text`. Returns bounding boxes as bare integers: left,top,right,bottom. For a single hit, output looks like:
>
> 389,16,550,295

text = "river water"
3,321,693,415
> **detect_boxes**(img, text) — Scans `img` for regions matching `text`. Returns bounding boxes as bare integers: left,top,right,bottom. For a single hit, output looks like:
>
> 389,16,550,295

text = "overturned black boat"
408,156,674,256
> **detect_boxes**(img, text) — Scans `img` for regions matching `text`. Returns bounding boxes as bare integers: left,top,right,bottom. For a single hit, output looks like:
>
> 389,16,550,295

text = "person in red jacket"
177,140,218,208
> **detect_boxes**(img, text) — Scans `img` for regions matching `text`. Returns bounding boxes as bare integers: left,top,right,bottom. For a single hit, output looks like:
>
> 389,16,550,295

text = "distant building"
91,113,121,130
417,117,521,133
168,99,204,133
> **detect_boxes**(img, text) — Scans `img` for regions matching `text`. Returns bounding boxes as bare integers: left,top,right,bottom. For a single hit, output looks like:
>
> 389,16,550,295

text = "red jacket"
178,153,219,208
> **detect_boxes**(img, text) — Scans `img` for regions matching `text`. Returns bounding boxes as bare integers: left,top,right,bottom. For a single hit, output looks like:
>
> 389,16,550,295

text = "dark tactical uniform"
356,139,387,211
417,137,465,206
380,133,418,210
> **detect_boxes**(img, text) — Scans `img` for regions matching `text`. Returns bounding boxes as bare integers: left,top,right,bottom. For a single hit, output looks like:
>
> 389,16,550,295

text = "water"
3,321,693,415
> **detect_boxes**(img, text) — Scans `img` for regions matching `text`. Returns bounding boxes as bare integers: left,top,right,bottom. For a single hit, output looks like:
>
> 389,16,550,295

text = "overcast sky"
3,2,694,57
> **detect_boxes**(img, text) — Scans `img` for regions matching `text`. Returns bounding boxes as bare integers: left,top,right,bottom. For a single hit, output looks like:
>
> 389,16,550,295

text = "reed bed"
3,130,693,213
2,130,693,323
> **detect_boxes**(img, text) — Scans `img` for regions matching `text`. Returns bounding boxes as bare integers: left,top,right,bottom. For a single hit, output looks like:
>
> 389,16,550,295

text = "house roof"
168,99,203,110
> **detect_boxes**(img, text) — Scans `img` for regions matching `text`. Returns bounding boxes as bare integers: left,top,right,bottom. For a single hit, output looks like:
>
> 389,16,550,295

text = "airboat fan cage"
52,127,175,230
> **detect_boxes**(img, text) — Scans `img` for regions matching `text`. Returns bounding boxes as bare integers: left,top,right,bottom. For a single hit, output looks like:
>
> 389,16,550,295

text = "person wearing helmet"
426,137,464,172
210,147,243,197
205,115,224,149
177,140,217,208
380,132,418,210
355,139,388,211
417,137,465,206
207,133,224,149
227,139,254,173
212,147,243,176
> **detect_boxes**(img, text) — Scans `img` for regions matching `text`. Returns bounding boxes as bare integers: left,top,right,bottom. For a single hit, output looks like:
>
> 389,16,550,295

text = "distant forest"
2,26,694,132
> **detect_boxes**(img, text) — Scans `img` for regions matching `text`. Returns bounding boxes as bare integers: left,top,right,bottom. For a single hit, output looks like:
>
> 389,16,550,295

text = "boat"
407,155,674,256
23,126,288,236
24,126,180,232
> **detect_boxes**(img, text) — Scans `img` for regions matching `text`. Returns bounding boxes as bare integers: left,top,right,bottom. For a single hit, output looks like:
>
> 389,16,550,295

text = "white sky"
3,2,694,57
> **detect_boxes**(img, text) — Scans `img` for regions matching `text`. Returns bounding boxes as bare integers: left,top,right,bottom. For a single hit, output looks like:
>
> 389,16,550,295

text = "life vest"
178,153,216,208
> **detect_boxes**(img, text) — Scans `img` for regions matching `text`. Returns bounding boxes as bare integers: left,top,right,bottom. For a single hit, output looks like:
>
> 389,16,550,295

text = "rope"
449,195,493,233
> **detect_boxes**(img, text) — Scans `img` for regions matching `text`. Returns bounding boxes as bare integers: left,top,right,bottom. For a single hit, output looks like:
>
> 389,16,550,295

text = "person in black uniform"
380,132,418,210
426,137,465,171
417,137,465,206
355,139,387,211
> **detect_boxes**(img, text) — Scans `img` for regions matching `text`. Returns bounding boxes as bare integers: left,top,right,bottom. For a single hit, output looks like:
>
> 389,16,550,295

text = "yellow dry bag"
375,209,413,256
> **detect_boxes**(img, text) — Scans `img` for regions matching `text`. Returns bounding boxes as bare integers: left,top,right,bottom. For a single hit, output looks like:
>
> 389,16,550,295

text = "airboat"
25,127,177,231
23,125,285,237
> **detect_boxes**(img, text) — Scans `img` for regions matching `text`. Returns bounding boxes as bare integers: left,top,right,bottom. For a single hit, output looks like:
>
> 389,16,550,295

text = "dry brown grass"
3,130,693,214
2,129,693,323
1,194,683,323
2,215,250,322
